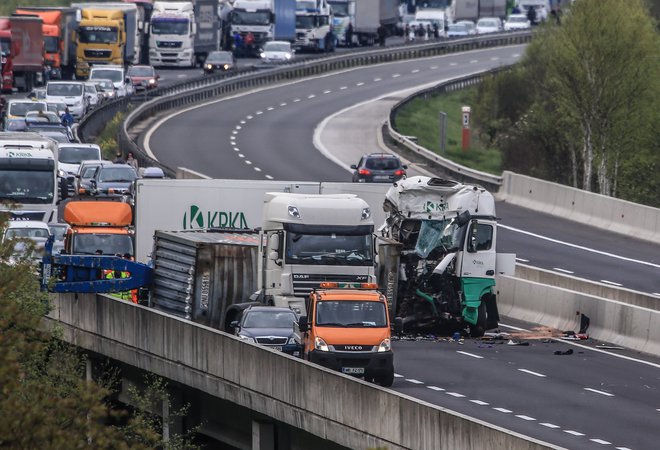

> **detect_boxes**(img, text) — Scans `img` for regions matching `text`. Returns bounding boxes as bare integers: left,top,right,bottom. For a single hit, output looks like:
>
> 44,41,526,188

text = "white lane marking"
427,386,444,391
240,120,246,124
406,379,424,384
601,280,623,287
500,225,660,270
323,90,332,94
491,57,499,61
616,447,633,450
653,293,660,297
293,98,301,102
246,115,253,119
230,136,235,140
254,167,261,172
469,60,478,63
245,160,252,165
356,82,364,86
373,78,382,82
516,257,529,262
265,175,273,180
470,400,489,406
307,94,316,98
256,110,263,115
430,65,438,69
235,125,242,130
267,106,274,110
411,69,420,73
237,154,244,158
584,388,614,397
564,430,585,436
540,423,560,429
447,392,465,398
553,267,574,274
392,74,400,78
456,351,483,359
394,373,404,378
339,86,348,90
513,53,521,57
279,102,287,106
590,439,611,445
516,415,536,421
500,323,660,369
233,148,239,152
657,408,660,412
493,407,512,413
232,130,238,134
518,369,546,378
450,62,457,66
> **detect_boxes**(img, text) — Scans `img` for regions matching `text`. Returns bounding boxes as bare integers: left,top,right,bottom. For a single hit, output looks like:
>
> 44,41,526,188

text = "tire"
377,371,394,388
468,301,487,338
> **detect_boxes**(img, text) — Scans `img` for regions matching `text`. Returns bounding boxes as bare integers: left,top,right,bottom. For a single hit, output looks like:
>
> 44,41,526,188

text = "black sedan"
203,51,236,74
351,153,407,183
89,164,138,197
231,306,300,356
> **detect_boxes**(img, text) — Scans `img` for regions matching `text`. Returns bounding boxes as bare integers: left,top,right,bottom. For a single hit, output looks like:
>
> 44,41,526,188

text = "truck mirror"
350,164,357,169
298,316,308,332
268,250,279,261
393,317,403,334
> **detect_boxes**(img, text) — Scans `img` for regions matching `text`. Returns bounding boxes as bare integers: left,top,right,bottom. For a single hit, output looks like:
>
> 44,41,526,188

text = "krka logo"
183,205,249,229
424,201,447,213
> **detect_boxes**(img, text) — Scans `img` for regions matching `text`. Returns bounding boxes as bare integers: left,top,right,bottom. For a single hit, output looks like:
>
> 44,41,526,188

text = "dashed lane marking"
540,423,560,429
430,65,438,69
237,154,244,158
447,392,465,398
516,415,536,421
245,160,252,165
456,351,483,359
279,102,287,106
246,115,253,119
339,86,347,90
411,69,420,73
307,94,316,98
265,175,273,180
293,98,301,102
450,62,457,66
584,388,614,397
240,120,246,124
553,267,574,274
373,78,381,82
254,167,261,172
518,369,546,378
406,379,423,384
392,74,400,78
470,400,489,406
232,130,238,134
427,386,444,391
267,106,274,110
493,408,512,413
600,280,622,287
256,110,263,115
590,439,611,445
393,373,404,378
233,147,239,152
491,57,499,60
356,82,364,86
564,430,585,436
469,60,478,63
235,125,241,130
323,90,332,94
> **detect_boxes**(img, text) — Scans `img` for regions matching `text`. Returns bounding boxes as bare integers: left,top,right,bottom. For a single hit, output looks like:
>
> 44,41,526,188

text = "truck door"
458,220,496,278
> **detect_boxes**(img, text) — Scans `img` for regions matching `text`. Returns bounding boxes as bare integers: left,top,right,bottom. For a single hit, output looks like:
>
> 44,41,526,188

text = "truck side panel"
354,0,380,33
124,9,138,63
274,0,297,41
10,17,44,71
193,0,219,55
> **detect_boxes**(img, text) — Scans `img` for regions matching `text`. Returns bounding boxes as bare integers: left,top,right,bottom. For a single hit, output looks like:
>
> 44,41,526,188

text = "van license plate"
342,367,365,375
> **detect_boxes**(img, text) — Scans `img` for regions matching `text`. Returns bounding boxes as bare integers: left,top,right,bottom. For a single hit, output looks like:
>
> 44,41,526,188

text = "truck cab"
230,0,276,54
294,0,334,52
74,8,126,78
296,282,397,387
149,1,196,67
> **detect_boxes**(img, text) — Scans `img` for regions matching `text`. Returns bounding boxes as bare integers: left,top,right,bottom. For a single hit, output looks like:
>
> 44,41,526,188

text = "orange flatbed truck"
296,282,401,387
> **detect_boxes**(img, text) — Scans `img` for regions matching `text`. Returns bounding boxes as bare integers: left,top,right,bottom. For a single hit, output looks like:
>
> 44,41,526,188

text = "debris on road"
554,349,574,355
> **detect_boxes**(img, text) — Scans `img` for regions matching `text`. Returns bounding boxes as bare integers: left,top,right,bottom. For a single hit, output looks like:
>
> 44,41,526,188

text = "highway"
144,45,660,448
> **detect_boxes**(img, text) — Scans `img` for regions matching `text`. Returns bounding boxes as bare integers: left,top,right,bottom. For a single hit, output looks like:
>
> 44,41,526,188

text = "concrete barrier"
497,276,660,357
48,293,560,450
498,171,660,244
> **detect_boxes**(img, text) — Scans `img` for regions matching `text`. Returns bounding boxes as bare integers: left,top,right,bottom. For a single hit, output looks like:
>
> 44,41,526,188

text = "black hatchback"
204,51,236,74
351,153,407,183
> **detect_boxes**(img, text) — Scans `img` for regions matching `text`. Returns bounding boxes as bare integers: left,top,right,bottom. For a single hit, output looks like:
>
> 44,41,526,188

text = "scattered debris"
595,344,625,350
554,349,574,355
506,339,530,346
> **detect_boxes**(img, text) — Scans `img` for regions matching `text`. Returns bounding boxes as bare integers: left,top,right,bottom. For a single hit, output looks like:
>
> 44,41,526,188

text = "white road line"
447,392,465,398
653,293,660,297
356,82,364,86
245,160,252,165
553,267,574,274
616,447,633,450
392,74,400,78
232,130,238,134
513,53,520,57
469,60,478,63
590,439,611,445
411,69,420,73
256,110,263,115
584,388,614,397
470,400,489,406
279,102,287,106
515,415,535,421
456,351,483,359
657,408,660,412
307,94,316,98
430,65,438,69
240,120,246,124
230,136,235,140
373,78,382,82
564,430,585,436
246,115,253,119
339,86,348,90
254,167,261,172
406,379,424,384
450,62,457,66
493,407,512,413
293,98,301,102
267,106,274,110
235,125,242,130
600,280,623,287
540,423,560,429
427,386,444,391
518,369,546,378
394,373,404,378
238,154,244,158
265,175,273,180
233,148,239,152
490,57,499,61
500,224,660,269
323,90,331,94
515,257,529,262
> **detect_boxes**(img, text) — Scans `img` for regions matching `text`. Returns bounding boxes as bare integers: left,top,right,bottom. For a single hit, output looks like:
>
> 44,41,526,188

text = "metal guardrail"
387,68,509,191
78,31,532,177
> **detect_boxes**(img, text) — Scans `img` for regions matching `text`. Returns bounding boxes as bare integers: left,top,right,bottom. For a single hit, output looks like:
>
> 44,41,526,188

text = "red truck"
15,8,78,80
0,18,12,92
7,15,45,92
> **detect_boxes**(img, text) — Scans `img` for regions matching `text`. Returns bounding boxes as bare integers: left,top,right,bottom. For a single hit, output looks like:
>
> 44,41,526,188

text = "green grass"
394,88,502,175
97,112,125,160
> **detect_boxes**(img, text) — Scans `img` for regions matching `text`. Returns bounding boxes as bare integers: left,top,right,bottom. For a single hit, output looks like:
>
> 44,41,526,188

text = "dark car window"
365,157,401,170
97,167,137,182
243,311,297,328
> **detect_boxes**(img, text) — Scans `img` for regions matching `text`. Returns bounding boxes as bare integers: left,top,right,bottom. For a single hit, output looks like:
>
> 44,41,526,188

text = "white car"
476,17,503,34
84,82,104,108
4,99,48,119
45,81,88,119
57,143,103,193
447,21,477,37
89,65,133,97
504,14,531,31
3,220,51,263
260,41,295,63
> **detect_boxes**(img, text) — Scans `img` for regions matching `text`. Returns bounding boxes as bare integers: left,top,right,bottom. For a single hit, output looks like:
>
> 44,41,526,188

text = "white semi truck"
149,0,219,67
378,176,515,336
293,0,334,52
328,0,398,46
0,133,66,223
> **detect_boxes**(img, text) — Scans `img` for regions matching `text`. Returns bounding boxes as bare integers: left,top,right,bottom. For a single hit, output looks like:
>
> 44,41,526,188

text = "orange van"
297,282,401,387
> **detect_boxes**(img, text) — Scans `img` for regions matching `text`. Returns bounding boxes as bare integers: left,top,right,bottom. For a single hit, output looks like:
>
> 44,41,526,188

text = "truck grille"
84,49,111,58
157,41,182,48
255,337,288,345
291,274,371,297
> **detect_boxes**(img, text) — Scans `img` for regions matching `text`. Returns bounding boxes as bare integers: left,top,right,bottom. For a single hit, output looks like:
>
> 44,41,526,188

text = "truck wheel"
377,371,394,387
468,302,487,338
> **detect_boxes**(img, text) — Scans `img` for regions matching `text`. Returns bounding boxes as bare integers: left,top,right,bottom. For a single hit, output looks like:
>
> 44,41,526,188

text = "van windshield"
316,301,387,328
59,147,100,164
90,70,123,83
47,84,83,96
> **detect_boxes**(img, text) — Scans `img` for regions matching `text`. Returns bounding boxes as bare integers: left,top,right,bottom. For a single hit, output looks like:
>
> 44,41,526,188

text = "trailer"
9,16,44,91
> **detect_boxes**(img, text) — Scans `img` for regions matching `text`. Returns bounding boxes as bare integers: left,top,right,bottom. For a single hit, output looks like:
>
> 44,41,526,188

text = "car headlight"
260,53,265,58
206,64,213,69
314,336,329,352
223,64,229,70
239,334,255,343
377,338,391,352
148,78,156,84
285,54,292,60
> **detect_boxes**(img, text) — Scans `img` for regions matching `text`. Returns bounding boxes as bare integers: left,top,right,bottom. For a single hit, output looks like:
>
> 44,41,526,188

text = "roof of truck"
64,201,132,227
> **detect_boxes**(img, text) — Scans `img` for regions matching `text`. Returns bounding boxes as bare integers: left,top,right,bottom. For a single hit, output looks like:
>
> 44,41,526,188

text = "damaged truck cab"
380,177,515,336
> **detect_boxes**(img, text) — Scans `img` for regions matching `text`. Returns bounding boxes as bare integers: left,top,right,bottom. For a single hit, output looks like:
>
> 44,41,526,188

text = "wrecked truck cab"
379,176,515,337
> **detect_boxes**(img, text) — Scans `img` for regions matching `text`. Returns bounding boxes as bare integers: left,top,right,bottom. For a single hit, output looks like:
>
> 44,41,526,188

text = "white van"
45,81,88,119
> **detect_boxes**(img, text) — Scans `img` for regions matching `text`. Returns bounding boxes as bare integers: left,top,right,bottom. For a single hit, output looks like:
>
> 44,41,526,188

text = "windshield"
72,233,134,256
285,232,372,266
316,301,387,328
82,165,101,178
232,10,271,25
264,42,290,52
97,167,137,182
151,18,189,35
243,310,297,328
78,26,118,44
328,2,348,16
0,169,54,204
5,227,50,239
48,225,67,241
0,38,10,56
44,36,59,53
5,120,26,132
59,147,100,164
509,16,528,23
47,103,66,113
128,67,154,77
365,157,400,170
9,102,46,117
90,70,122,83
206,52,232,63
479,20,498,27
296,16,316,29
32,130,69,143
47,84,83,97
449,24,467,32
415,219,465,258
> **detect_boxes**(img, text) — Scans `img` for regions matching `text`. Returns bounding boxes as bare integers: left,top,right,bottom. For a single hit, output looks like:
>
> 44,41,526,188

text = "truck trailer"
328,0,398,46
8,16,45,91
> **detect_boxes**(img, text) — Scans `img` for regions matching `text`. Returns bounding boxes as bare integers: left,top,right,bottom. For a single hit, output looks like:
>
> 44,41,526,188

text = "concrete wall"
47,293,560,450
497,276,660,357
498,171,660,244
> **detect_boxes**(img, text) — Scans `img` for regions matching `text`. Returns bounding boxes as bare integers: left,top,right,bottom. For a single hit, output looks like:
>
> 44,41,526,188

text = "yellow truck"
73,5,136,78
